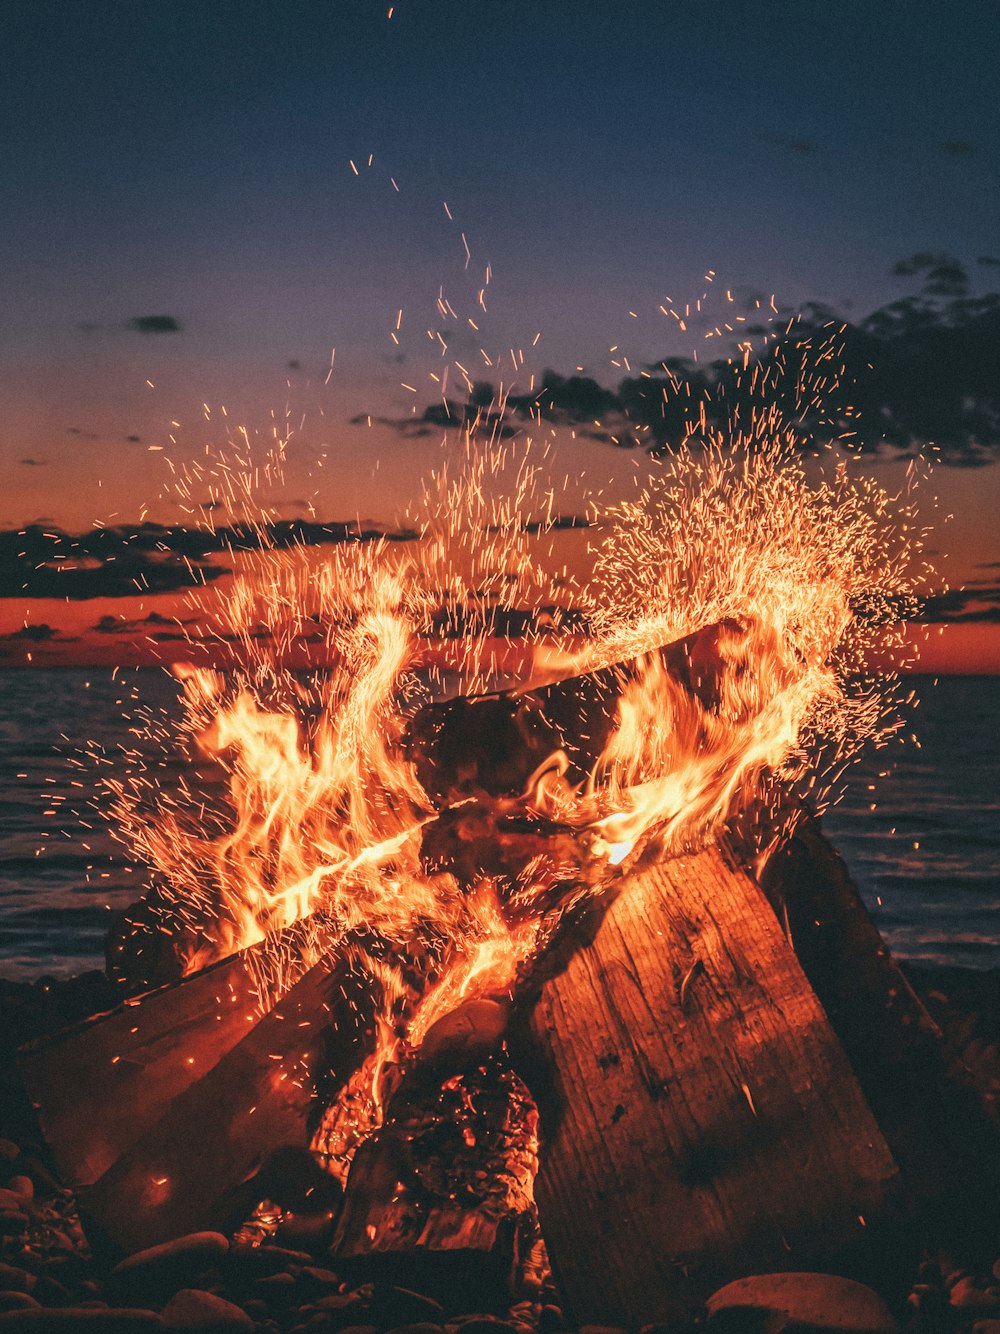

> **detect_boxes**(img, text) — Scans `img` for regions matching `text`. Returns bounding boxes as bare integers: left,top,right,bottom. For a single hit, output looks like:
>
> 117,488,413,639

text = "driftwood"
331,1054,538,1307
76,953,371,1254
761,820,1000,1251
514,841,904,1325
407,620,743,802
18,938,277,1190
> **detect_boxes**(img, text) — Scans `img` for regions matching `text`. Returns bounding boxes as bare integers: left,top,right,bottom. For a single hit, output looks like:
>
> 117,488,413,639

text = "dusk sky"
2,0,999,669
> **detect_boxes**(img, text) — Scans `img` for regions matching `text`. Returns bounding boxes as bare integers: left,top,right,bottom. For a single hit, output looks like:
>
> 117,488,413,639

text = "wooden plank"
407,620,740,804
761,819,1000,1250
78,953,370,1254
517,842,904,1325
17,941,279,1191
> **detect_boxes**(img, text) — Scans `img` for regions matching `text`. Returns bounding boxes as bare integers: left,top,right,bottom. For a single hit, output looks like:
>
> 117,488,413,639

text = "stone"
973,1323,1000,1334
299,1267,342,1290
706,1274,896,1334
373,1289,444,1329
418,999,510,1067
0,1297,40,1314
452,1323,520,1334
161,1287,255,1330
6,1180,33,1205
539,1307,565,1334
579,1327,628,1334
383,1325,444,1334
0,1271,33,1297
110,1232,230,1303
951,1280,1000,1311
0,1308,162,1328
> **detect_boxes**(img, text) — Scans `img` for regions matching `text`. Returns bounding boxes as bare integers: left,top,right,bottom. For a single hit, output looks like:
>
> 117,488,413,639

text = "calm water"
0,669,997,979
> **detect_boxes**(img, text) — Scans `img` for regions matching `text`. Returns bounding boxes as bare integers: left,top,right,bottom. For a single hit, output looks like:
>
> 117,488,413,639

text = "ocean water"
0,669,997,979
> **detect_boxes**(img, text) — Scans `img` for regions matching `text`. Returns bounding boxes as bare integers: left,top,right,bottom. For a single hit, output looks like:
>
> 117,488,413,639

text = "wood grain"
524,842,902,1324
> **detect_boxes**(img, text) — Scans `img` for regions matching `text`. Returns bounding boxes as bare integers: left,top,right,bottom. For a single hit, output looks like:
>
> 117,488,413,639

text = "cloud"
0,520,418,599
3,623,60,642
919,584,1000,623
939,140,977,157
128,314,182,334
367,255,1000,467
760,133,820,155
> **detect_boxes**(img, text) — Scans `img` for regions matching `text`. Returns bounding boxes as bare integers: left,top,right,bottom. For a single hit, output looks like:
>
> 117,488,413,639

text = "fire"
104,402,930,1166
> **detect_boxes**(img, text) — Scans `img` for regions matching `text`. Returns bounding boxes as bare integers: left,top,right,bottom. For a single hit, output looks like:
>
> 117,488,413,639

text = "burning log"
331,1050,539,1307
406,620,745,803
73,952,371,1254
18,936,279,1190
513,841,905,1325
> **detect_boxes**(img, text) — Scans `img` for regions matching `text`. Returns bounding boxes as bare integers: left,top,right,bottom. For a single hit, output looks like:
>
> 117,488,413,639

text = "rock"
299,1267,341,1291
706,1274,896,1334
161,1288,254,1331
418,999,510,1067
951,1280,1000,1311
252,1272,296,1305
452,1323,520,1334
383,1325,444,1334
0,1142,21,1167
338,1327,377,1334
0,1298,40,1315
0,1308,162,1328
373,1289,444,1329
6,1180,33,1205
226,1243,310,1278
0,1272,33,1298
539,1307,565,1334
110,1232,230,1303
313,1292,365,1317
579,1327,628,1334
973,1323,1000,1334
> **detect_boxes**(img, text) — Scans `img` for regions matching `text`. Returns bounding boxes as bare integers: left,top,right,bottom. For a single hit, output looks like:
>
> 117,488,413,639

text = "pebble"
452,1323,521,1334
950,1278,1000,1310
0,1142,20,1167
0,1271,33,1297
299,1266,342,1290
418,999,510,1068
110,1232,230,1303
539,1306,565,1334
579,1326,628,1334
382,1324,444,1334
373,1288,444,1328
0,1298,40,1315
706,1273,896,1334
161,1287,255,1330
0,1308,163,1328
6,1180,33,1206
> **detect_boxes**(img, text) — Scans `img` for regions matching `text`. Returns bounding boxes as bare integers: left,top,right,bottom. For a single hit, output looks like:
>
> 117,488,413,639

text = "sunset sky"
2,0,999,669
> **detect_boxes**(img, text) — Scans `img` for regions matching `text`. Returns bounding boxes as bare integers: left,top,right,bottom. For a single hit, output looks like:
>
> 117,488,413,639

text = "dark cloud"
918,585,1000,623
939,139,977,157
93,610,180,634
370,255,1000,467
19,458,46,467
3,623,60,642
761,133,820,155
0,520,417,599
978,256,1000,268
128,314,182,334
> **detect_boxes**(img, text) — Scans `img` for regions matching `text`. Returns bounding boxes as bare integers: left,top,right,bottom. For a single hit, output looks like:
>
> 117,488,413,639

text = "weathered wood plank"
762,819,1000,1252
518,841,903,1325
17,942,278,1190
78,953,370,1253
